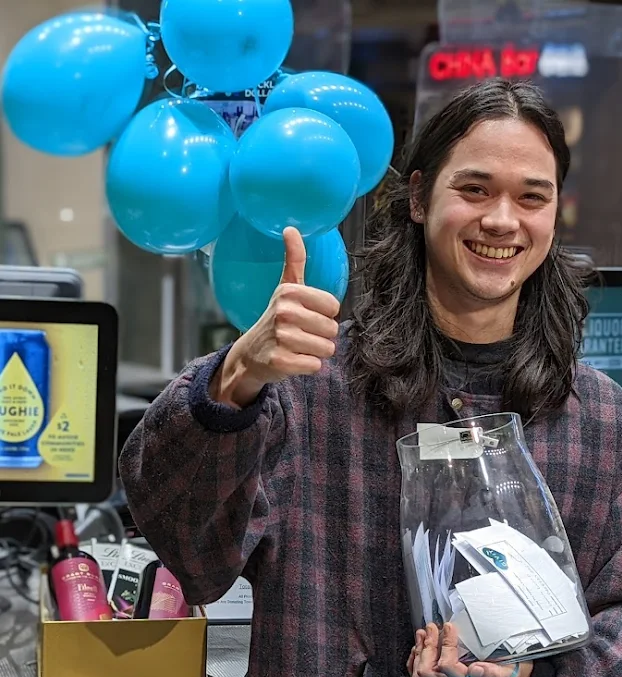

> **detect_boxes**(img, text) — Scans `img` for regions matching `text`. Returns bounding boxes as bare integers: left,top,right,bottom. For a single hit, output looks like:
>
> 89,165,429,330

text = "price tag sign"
38,406,90,471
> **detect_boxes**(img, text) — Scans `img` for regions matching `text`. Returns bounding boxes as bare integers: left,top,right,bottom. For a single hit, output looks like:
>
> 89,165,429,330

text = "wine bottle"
133,560,190,620
49,519,113,621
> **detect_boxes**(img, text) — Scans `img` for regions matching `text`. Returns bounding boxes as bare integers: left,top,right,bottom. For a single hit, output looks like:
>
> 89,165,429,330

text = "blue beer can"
0,329,50,468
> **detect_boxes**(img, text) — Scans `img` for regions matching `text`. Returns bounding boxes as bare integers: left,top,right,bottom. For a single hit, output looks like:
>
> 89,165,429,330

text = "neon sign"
427,44,589,82
428,47,539,81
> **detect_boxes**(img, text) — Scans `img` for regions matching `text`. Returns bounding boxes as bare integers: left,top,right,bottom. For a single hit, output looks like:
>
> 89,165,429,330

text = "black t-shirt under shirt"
441,336,513,396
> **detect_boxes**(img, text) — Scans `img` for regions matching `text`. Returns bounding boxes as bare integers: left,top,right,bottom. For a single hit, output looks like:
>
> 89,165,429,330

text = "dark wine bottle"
49,519,112,621
133,560,190,620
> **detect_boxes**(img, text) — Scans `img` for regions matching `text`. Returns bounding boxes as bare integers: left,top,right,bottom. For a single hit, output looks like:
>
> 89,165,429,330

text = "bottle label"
149,568,190,620
109,543,158,618
50,558,112,621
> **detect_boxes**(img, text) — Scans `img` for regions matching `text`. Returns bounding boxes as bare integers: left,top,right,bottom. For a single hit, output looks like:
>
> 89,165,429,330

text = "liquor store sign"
426,44,589,82
581,313,622,372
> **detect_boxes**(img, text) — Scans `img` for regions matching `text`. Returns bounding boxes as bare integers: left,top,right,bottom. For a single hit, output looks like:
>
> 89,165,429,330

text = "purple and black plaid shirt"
120,332,622,676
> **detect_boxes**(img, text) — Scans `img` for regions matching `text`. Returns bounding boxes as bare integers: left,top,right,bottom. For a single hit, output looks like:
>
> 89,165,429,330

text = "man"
120,79,622,676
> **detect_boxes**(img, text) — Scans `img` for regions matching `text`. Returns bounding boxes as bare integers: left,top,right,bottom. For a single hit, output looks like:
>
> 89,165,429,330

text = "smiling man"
120,79,622,677
408,115,558,346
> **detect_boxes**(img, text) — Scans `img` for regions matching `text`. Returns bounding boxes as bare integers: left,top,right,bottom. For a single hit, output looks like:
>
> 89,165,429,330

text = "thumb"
280,227,307,285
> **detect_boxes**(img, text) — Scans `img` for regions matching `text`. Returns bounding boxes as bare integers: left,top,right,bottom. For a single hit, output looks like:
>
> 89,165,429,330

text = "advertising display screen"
0,299,117,505
0,322,98,482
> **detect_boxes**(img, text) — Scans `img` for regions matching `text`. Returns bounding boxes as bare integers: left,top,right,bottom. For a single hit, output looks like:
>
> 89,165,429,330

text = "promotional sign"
204,577,253,623
198,74,284,137
581,287,622,386
0,322,98,481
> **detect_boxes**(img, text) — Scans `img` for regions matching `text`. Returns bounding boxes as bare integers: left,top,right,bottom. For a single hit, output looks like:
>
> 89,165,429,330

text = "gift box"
37,573,207,677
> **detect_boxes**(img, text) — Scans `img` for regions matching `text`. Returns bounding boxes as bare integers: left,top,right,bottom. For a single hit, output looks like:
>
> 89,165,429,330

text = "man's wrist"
210,351,267,409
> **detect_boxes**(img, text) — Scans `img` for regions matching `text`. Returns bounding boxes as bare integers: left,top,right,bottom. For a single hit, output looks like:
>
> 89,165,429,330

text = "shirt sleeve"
534,490,622,675
118,345,305,605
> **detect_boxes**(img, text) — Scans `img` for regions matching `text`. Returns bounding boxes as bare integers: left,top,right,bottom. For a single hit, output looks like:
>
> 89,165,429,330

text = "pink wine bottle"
49,520,113,621
132,560,190,620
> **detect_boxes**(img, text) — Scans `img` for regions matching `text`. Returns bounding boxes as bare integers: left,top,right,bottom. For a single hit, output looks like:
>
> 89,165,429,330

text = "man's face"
414,118,558,306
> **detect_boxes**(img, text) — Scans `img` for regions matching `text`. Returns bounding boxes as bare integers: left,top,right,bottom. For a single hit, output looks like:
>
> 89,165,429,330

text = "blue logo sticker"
482,547,509,570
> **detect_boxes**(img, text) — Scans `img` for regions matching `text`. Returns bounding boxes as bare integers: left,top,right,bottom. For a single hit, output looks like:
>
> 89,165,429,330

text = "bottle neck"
55,519,78,550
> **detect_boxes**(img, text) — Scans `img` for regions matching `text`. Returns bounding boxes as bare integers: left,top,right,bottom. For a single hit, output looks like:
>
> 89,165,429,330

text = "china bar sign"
427,44,589,82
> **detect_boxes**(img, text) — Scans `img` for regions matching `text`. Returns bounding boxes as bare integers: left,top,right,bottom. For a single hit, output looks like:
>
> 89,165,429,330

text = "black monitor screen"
581,269,622,386
0,299,117,505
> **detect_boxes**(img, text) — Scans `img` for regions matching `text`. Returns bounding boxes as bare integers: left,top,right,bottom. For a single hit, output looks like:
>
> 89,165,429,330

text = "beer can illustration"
0,329,50,468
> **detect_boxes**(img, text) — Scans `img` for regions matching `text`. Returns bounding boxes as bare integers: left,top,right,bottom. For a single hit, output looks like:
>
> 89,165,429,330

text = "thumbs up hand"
213,227,341,408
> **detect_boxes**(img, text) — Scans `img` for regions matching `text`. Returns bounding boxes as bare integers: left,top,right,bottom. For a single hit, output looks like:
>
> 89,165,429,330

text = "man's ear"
409,170,424,222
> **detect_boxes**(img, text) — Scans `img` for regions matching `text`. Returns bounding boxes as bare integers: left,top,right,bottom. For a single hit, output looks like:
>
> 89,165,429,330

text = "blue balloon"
229,108,361,238
210,215,349,332
106,99,237,255
264,71,395,196
160,0,294,94
2,12,147,156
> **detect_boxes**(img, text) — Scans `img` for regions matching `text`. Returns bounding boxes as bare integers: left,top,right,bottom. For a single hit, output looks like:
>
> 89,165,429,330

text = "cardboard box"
38,574,207,677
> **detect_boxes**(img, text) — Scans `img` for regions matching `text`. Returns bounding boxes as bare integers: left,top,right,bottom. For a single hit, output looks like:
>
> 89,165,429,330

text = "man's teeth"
468,242,518,259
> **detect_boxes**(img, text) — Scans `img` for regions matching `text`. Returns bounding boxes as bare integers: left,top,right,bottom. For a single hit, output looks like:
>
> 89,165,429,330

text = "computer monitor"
581,267,622,386
0,265,83,299
0,298,118,505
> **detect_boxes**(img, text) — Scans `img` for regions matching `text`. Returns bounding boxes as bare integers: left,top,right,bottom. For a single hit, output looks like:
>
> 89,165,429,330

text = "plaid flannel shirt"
120,332,622,677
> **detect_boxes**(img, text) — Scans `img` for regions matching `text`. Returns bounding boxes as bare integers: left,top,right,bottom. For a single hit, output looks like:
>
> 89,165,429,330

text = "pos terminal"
0,297,117,506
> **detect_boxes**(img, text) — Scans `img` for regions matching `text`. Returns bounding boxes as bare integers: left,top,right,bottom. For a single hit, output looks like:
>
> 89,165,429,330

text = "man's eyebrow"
450,169,492,182
523,177,555,191
450,168,555,192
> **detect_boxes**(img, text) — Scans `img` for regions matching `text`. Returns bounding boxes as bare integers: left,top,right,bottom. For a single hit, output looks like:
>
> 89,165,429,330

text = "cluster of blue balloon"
1,0,394,332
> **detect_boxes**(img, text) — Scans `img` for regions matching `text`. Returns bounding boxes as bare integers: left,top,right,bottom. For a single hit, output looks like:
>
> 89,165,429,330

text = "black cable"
0,509,54,609
4,564,37,605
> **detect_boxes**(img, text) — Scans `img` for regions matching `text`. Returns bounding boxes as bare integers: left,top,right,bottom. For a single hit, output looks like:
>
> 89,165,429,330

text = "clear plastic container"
397,413,592,665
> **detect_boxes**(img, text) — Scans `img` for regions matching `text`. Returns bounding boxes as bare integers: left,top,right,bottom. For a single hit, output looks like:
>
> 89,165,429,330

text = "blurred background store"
2,1,622,674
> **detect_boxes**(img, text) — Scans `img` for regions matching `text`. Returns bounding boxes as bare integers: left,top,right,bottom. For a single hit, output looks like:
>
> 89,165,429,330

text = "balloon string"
187,85,212,99
233,115,247,137
127,11,150,34
253,88,263,118
125,14,161,79
163,65,184,100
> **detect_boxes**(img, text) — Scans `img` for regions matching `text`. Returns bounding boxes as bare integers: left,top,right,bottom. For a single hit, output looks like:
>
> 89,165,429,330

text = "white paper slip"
432,535,453,622
453,521,588,641
413,523,436,625
509,629,552,657
449,588,465,615
442,533,456,594
456,572,541,647
508,636,534,656
470,521,578,594
473,539,589,642
403,530,422,618
432,536,451,621
505,629,551,654
451,608,505,661
439,556,454,618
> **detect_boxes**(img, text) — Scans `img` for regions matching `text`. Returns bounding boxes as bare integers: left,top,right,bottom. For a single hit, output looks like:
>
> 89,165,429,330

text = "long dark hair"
346,78,590,421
